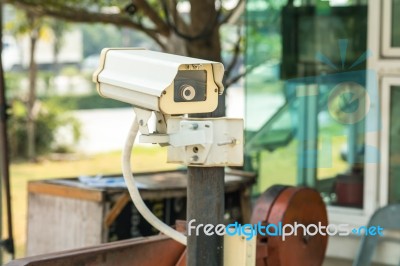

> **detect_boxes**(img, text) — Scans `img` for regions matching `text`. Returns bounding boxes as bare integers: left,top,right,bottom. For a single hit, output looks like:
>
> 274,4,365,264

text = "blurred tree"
8,99,81,158
26,13,40,161
80,24,126,58
80,23,159,58
5,10,72,159
5,10,45,160
48,19,70,74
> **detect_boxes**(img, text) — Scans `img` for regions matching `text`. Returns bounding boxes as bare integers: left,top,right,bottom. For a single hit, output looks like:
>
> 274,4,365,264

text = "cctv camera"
93,48,224,115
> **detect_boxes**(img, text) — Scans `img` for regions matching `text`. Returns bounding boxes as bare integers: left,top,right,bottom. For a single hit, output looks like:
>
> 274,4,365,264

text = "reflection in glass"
245,0,368,208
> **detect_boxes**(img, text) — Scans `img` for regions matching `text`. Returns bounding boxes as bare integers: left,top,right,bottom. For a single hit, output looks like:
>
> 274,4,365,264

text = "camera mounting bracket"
135,107,243,167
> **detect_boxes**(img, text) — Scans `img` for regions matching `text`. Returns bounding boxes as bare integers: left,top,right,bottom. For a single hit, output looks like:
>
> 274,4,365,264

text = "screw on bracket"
217,139,236,146
189,123,198,130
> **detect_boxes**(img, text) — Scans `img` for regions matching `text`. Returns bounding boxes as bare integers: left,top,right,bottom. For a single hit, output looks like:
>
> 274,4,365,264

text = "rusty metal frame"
6,235,185,266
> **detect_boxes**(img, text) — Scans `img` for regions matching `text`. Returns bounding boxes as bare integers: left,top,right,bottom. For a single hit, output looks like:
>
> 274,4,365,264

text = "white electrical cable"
122,117,187,245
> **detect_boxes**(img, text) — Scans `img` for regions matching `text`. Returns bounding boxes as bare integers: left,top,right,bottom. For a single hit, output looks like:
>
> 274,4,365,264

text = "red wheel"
252,186,328,266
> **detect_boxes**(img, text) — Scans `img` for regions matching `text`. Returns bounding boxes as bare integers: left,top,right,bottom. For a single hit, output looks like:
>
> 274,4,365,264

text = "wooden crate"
26,170,255,256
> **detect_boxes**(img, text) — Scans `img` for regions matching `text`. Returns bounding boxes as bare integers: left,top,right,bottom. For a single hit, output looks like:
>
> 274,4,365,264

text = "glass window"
245,0,368,208
389,86,400,203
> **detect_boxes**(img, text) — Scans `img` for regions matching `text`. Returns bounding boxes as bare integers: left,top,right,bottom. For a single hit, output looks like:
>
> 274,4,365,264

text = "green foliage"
4,72,25,98
80,23,124,57
47,19,70,49
60,66,80,76
8,99,82,159
246,0,284,65
79,23,156,57
4,8,34,36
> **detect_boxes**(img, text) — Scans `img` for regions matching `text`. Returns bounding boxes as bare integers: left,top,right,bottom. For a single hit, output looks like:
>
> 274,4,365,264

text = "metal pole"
0,2,15,260
187,97,225,266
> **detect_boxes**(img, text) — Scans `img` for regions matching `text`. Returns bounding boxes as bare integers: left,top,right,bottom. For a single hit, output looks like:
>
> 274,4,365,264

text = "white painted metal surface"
166,117,243,166
223,232,256,266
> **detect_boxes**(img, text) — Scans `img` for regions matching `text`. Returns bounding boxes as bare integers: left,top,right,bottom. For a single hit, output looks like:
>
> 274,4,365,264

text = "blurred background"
0,0,400,265
0,0,245,259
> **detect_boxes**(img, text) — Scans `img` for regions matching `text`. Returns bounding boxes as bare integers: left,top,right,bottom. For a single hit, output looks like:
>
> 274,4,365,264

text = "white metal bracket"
134,107,243,167
134,107,152,135
223,231,256,266
168,120,213,164
154,112,168,134
167,117,243,167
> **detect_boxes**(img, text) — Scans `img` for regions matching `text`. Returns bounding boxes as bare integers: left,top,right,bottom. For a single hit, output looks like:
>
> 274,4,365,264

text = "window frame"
379,77,400,206
381,0,400,57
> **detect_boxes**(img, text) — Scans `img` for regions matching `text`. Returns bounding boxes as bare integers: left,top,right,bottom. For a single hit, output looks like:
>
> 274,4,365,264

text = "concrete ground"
323,258,353,266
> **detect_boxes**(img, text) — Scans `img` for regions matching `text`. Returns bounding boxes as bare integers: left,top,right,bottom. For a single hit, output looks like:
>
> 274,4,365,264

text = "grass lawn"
8,146,178,259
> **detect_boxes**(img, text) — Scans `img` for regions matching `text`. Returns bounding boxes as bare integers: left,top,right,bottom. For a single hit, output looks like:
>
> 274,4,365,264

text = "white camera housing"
93,48,224,115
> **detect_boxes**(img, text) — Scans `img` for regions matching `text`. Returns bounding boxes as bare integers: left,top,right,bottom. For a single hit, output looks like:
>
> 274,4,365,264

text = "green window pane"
392,0,400,47
389,86,400,203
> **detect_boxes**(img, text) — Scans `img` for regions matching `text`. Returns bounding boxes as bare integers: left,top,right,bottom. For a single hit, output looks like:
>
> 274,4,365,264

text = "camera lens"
174,70,206,102
180,85,196,101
